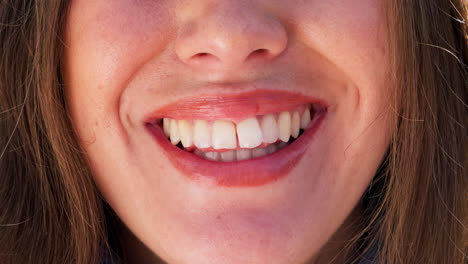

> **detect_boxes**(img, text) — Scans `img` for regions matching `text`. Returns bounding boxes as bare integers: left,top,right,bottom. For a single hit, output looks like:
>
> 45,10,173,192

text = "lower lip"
146,111,327,187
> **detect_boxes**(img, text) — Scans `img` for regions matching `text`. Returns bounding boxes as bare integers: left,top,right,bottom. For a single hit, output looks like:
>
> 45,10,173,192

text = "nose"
175,2,288,71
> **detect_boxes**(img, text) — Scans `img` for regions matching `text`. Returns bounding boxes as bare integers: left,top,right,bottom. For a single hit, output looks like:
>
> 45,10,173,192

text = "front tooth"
212,120,237,149
291,111,300,138
178,120,193,147
220,150,236,162
170,119,180,145
252,147,268,158
236,149,252,161
278,111,292,142
260,114,279,143
301,107,311,129
205,151,219,161
193,120,211,148
237,117,263,148
163,118,171,137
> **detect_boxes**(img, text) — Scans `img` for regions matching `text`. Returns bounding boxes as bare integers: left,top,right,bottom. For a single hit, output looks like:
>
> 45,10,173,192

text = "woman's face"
64,1,391,263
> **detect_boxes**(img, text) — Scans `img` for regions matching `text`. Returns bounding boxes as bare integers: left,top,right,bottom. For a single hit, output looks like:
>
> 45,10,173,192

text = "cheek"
63,1,178,197
294,0,392,156
64,0,176,139
293,0,389,89
291,0,391,207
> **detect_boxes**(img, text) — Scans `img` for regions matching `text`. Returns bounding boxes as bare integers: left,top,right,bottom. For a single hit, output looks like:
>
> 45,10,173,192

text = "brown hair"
1,1,466,263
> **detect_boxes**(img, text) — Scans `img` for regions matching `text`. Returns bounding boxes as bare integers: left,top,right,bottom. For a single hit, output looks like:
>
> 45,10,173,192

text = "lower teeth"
179,129,304,162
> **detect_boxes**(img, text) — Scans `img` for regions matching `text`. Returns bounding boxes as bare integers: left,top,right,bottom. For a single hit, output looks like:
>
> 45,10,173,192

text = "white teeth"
163,118,171,137
291,111,300,138
236,149,252,161
278,111,292,142
260,114,279,143
301,107,311,129
170,119,180,145
212,120,237,149
220,150,236,162
237,117,263,148
252,147,268,158
178,120,193,148
193,120,211,148
161,104,316,160
205,151,219,161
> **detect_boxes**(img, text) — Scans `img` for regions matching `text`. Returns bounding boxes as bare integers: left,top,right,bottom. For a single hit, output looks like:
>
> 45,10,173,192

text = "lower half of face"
64,0,392,263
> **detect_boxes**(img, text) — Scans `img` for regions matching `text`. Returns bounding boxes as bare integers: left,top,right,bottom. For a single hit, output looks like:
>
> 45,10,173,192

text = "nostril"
246,48,270,61
253,49,268,55
194,52,210,58
189,52,220,65
188,48,272,68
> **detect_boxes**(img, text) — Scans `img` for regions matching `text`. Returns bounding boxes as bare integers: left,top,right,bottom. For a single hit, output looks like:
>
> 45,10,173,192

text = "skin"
64,0,392,263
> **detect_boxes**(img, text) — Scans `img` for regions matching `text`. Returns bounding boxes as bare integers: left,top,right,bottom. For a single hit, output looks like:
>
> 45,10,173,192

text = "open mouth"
144,90,328,187
150,104,322,162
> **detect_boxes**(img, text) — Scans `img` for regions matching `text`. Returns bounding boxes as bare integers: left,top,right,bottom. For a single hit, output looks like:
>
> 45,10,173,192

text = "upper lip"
143,88,329,124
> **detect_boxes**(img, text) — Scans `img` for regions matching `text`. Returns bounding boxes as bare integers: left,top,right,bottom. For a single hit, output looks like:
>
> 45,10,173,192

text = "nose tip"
175,4,288,70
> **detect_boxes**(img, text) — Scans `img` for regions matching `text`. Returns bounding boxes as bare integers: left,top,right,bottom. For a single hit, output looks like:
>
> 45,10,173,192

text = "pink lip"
144,90,328,187
144,90,327,123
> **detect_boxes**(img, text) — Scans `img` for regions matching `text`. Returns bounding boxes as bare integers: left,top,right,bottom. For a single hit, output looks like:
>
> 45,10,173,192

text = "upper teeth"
161,106,312,150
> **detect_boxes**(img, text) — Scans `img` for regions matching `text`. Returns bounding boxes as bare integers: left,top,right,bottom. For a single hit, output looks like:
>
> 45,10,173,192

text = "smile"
145,90,328,187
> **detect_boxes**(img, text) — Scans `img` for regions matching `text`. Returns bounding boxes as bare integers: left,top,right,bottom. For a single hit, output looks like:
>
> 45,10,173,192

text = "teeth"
212,120,237,149
252,147,268,158
193,120,211,148
277,142,288,150
237,117,263,148
205,151,219,161
236,149,252,161
198,144,277,162
278,111,292,142
266,144,277,154
194,149,204,157
170,119,180,145
291,111,300,138
260,114,279,143
163,118,171,137
178,120,193,148
161,104,317,159
301,107,311,129
220,150,236,162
